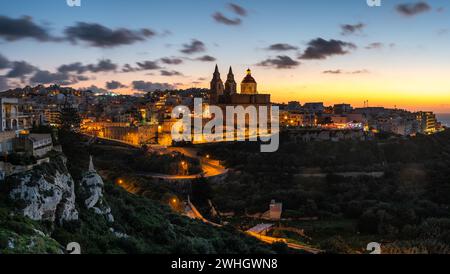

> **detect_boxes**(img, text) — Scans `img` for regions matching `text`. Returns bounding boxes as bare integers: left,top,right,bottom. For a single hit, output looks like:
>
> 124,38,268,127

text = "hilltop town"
0,66,448,254
0,66,443,160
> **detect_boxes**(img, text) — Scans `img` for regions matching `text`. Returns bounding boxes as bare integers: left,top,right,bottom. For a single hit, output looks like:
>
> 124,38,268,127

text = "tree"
321,236,353,254
59,104,81,132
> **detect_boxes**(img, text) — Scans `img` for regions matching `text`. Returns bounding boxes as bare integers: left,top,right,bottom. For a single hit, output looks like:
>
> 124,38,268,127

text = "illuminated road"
167,147,228,178
88,134,318,253
185,196,322,253
84,133,227,180
246,231,322,254
135,146,228,180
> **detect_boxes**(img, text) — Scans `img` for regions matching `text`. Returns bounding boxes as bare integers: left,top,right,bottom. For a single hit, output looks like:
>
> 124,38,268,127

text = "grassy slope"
52,131,279,254
0,131,282,254
195,130,450,253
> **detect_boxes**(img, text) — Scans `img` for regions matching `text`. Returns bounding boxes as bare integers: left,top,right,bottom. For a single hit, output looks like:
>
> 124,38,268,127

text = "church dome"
241,68,256,84
240,68,257,94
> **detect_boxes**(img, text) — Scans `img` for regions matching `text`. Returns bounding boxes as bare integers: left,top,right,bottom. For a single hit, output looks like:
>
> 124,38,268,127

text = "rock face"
7,156,78,225
79,156,114,223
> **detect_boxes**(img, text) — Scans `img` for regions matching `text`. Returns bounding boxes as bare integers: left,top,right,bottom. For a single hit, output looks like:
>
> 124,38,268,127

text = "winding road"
136,146,228,180
86,134,228,180
168,147,227,177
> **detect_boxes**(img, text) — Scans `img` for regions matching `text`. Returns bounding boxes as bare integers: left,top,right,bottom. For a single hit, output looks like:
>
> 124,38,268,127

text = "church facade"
209,65,270,106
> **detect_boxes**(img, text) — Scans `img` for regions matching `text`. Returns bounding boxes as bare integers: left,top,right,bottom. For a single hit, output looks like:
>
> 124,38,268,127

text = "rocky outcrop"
79,156,114,223
6,154,114,225
7,156,78,225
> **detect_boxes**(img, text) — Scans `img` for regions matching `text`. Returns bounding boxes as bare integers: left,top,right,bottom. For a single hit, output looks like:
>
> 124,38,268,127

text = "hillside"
0,131,281,254
195,130,450,253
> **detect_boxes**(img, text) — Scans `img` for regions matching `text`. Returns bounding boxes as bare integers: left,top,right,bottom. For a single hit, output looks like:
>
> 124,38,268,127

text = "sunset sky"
0,0,449,112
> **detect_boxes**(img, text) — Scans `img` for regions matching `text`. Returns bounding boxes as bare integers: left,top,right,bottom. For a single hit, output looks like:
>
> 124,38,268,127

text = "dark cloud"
160,70,183,76
365,42,384,50
81,85,110,95
29,70,73,85
180,39,206,54
122,64,137,73
351,69,369,74
323,69,369,74
299,38,356,60
341,23,365,35
136,60,161,70
160,57,183,65
26,66,87,85
86,59,117,72
228,3,247,16
57,59,117,74
196,55,216,62
0,15,55,42
65,22,155,47
0,53,10,69
266,43,298,51
323,70,343,74
0,76,10,91
58,62,86,74
76,75,90,81
106,80,126,90
123,61,166,73
132,80,177,92
6,61,36,78
396,2,431,16
212,12,242,26
257,55,300,69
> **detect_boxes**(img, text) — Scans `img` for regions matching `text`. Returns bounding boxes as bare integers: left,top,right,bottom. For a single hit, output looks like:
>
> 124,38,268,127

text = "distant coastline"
437,113,450,127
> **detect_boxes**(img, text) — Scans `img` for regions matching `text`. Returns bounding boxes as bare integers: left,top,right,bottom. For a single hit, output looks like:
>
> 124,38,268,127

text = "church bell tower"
210,64,224,104
224,67,237,96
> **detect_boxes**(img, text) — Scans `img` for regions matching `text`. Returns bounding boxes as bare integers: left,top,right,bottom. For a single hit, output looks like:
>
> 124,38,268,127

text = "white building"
0,97,38,132
1,98,20,131
269,200,283,220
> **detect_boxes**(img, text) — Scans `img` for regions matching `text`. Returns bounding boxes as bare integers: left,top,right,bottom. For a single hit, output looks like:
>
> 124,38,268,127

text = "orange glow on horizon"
71,67,450,113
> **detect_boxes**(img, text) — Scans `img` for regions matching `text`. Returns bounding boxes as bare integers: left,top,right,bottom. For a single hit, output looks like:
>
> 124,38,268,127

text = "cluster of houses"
0,97,54,179
279,101,442,140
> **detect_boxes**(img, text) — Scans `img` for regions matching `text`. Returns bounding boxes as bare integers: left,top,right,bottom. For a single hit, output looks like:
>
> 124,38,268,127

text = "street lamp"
180,161,188,175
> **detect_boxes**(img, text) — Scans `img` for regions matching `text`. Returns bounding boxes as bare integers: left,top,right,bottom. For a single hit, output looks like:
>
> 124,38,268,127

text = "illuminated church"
209,65,270,106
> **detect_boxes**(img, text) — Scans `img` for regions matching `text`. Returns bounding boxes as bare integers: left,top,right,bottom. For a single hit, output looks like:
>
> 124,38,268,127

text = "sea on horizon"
437,113,450,127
